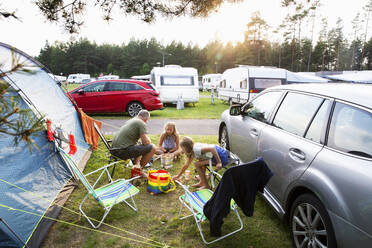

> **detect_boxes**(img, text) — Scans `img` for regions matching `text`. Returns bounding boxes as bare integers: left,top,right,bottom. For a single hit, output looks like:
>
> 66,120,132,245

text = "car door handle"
289,148,306,161
250,128,258,137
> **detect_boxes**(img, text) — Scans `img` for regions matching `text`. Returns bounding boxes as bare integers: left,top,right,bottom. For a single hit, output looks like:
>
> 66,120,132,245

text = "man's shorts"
111,144,153,160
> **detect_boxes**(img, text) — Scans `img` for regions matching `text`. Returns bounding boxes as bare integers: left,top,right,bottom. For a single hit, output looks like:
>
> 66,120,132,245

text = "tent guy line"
0,178,169,247
0,202,169,248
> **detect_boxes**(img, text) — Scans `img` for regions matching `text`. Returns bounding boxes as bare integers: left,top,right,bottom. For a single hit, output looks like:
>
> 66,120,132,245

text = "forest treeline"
36,2,372,78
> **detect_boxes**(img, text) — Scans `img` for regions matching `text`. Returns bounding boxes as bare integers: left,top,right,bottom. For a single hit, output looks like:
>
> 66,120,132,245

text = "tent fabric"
0,42,90,247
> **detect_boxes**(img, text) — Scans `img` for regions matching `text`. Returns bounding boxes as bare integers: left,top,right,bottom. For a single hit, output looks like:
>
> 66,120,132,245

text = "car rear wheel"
220,126,230,150
127,102,143,117
290,194,336,248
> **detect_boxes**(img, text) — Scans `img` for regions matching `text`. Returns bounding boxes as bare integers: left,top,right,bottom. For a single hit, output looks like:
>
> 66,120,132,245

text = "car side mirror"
229,105,242,116
77,89,85,95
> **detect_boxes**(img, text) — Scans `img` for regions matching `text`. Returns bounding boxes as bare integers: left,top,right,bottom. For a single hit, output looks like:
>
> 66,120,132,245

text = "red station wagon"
68,79,163,117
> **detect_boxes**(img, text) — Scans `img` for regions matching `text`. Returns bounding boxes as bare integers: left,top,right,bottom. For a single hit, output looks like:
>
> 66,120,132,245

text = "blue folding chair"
176,181,243,244
58,147,140,228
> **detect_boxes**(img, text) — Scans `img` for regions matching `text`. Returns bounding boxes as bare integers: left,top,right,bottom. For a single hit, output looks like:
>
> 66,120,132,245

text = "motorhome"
150,65,199,104
202,73,222,91
67,73,90,84
218,66,287,104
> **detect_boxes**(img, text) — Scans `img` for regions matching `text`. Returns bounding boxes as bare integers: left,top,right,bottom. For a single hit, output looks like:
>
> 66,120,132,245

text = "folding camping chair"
93,122,119,164
57,147,140,229
176,181,243,245
208,151,240,189
93,122,133,178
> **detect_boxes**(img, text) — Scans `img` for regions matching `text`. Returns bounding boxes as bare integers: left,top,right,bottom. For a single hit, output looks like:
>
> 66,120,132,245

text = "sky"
0,0,369,56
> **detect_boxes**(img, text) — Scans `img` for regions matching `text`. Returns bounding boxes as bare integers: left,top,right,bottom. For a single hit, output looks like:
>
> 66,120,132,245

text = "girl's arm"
170,134,180,153
173,156,192,181
158,133,165,152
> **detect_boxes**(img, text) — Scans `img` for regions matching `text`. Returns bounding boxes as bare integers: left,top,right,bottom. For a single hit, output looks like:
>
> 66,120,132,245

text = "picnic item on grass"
147,169,176,194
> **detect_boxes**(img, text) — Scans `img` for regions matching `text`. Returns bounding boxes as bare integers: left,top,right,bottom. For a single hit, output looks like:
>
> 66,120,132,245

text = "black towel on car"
203,157,273,236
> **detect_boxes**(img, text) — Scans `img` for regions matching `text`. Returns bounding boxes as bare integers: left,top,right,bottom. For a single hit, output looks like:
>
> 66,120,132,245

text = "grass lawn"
42,135,291,248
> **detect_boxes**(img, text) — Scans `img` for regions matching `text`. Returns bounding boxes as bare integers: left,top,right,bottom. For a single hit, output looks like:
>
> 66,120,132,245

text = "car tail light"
250,89,259,93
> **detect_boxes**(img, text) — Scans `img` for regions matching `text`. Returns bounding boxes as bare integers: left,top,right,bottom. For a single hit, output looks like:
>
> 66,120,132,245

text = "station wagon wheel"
220,126,230,150
127,102,143,117
290,194,336,248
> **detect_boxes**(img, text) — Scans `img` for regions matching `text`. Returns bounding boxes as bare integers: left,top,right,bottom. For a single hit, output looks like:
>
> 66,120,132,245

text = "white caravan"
150,65,199,104
218,66,287,104
67,73,90,84
202,73,222,91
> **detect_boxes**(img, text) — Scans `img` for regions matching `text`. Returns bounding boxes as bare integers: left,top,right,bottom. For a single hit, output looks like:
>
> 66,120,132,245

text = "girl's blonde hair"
180,136,194,158
163,122,178,136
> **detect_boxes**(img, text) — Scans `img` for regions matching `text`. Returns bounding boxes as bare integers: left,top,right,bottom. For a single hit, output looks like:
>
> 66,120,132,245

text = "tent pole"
0,217,29,248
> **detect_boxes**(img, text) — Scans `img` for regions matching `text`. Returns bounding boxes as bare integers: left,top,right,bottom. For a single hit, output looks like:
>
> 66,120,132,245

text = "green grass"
42,135,291,248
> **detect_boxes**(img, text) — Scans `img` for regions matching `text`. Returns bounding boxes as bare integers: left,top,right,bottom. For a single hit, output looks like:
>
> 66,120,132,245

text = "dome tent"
0,42,90,247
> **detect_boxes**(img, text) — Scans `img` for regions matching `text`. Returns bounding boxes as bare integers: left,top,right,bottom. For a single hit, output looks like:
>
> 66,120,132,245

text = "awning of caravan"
286,72,329,83
324,71,372,83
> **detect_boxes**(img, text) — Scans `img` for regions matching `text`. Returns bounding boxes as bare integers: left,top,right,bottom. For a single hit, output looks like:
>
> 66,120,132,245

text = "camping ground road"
97,118,220,135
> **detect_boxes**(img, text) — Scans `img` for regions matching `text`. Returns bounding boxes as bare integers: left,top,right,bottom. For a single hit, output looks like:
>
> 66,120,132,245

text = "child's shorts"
211,145,229,166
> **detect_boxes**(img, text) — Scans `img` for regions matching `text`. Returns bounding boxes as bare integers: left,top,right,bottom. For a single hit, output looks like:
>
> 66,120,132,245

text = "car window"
273,92,324,136
82,82,105,92
305,99,332,143
242,91,282,123
126,83,144,90
107,82,126,91
327,102,372,158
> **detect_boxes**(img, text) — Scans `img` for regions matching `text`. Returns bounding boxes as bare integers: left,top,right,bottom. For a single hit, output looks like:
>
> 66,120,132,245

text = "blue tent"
0,42,91,247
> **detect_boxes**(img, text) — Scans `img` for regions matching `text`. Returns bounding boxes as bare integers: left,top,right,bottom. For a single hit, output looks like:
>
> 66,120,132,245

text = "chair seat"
180,189,212,221
95,180,139,208
180,189,237,221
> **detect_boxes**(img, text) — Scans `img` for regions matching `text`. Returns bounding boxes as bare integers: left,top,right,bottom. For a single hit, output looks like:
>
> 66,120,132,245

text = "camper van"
202,73,222,91
67,73,91,84
218,66,287,104
150,65,199,104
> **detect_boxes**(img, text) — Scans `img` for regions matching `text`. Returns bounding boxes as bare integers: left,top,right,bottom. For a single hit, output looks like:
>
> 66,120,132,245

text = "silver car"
218,83,372,248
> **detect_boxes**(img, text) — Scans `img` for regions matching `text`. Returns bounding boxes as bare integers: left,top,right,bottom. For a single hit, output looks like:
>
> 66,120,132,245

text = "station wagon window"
160,76,194,86
273,92,324,136
243,91,282,123
107,82,126,91
240,79,247,89
126,83,143,90
107,82,143,91
82,82,105,92
305,99,332,143
327,102,372,158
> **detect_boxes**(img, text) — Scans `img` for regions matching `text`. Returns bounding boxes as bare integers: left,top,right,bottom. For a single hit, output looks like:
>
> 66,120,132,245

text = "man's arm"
140,133,151,145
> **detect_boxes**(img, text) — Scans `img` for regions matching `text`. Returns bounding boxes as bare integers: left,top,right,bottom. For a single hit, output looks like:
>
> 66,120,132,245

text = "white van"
218,66,287,104
150,65,199,104
202,73,222,91
67,73,90,84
